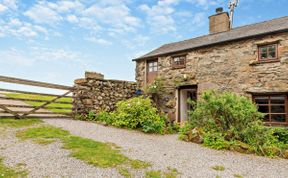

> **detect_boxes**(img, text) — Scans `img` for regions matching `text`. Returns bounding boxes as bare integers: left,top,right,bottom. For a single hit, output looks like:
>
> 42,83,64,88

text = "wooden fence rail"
0,75,74,119
0,75,73,90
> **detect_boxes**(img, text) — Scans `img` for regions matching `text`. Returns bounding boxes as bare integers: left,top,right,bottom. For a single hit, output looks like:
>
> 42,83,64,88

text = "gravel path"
43,119,288,178
1,119,288,178
0,127,120,178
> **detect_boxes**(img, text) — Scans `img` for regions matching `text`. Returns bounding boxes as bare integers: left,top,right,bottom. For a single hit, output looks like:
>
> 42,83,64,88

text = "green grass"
233,174,243,178
145,170,162,178
145,168,180,178
0,158,27,178
5,93,72,113
212,165,225,171
118,168,132,178
164,167,180,178
0,118,42,128
16,126,150,169
129,160,151,169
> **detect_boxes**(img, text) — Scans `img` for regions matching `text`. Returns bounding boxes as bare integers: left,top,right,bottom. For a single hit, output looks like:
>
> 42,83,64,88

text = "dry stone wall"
73,72,137,116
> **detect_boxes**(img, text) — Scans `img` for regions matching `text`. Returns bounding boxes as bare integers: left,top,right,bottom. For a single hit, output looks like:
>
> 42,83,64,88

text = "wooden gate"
0,75,74,119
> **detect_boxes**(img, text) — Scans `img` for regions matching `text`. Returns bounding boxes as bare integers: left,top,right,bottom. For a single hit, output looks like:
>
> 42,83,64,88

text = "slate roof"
133,16,288,61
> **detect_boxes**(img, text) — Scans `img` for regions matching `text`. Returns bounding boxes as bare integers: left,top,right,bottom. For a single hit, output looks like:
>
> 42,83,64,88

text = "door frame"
176,85,198,123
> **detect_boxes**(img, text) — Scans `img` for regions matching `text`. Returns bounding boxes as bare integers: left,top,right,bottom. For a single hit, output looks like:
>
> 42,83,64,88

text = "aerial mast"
228,0,240,29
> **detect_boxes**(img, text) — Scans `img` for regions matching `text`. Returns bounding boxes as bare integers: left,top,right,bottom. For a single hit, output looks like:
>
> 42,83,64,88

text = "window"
147,60,158,73
172,56,186,69
253,95,288,125
258,44,278,61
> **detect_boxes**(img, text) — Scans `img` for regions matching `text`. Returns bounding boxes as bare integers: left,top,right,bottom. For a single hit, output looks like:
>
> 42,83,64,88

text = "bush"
91,97,167,134
188,90,264,140
180,90,288,158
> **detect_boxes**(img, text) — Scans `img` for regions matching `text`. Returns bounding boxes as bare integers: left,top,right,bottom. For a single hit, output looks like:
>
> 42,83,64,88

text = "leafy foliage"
144,77,164,95
90,97,167,134
180,90,288,158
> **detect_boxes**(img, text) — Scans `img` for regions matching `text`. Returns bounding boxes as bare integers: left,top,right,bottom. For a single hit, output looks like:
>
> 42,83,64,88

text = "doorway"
177,85,197,122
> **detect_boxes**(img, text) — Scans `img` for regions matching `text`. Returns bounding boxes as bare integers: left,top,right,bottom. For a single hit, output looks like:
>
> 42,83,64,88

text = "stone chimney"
209,7,230,34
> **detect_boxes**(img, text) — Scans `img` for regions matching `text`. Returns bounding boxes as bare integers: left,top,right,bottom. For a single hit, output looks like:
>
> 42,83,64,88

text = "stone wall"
135,32,288,120
73,72,137,116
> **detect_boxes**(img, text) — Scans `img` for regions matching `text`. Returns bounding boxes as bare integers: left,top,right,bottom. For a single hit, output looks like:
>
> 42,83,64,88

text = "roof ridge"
162,16,288,47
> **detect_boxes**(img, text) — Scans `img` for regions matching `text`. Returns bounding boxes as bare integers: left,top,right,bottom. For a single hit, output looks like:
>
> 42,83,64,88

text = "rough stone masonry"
73,72,137,116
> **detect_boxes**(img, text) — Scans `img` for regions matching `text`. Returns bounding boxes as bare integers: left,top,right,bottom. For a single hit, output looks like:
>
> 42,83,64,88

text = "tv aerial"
228,0,240,28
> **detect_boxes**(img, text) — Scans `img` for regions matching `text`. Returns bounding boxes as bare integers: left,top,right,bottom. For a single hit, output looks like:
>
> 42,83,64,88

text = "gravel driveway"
1,119,288,178
44,119,288,178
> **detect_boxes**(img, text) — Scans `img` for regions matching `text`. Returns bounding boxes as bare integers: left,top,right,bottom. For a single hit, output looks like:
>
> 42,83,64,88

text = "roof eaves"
132,28,288,62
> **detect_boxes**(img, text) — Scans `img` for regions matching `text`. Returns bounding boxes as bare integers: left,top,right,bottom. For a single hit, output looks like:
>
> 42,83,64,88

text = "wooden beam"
0,96,72,104
0,75,73,90
0,115,72,119
0,110,72,115
0,105,21,119
0,104,72,110
0,88,73,98
22,91,72,117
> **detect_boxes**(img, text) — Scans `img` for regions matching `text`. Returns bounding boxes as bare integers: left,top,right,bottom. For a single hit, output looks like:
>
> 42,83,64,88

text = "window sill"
264,122,288,126
249,59,280,66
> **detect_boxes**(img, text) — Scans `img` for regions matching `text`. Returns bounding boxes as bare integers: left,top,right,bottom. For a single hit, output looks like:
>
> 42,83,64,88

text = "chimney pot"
216,7,223,14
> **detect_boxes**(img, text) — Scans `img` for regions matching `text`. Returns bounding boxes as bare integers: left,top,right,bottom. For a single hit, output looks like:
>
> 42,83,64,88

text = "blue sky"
0,0,287,88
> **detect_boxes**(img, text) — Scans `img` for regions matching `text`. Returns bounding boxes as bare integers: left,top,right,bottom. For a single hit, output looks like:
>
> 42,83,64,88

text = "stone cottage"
133,10,288,126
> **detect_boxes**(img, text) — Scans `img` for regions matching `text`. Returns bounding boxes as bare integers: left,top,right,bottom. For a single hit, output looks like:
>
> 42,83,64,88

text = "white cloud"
24,2,62,24
1,0,17,10
86,37,112,46
139,0,178,34
0,48,35,66
82,3,140,33
0,4,7,12
122,35,150,49
0,47,88,66
67,15,78,23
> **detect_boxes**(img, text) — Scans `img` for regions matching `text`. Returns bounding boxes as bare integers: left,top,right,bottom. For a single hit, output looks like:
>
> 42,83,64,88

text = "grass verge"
145,167,180,178
0,158,27,178
0,118,42,128
5,93,72,113
17,125,150,169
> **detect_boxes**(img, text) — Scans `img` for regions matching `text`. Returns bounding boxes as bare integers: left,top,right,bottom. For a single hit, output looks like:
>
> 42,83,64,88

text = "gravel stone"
44,119,288,178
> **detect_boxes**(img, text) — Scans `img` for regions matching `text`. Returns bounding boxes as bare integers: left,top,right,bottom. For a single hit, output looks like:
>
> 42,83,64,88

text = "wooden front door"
146,60,158,84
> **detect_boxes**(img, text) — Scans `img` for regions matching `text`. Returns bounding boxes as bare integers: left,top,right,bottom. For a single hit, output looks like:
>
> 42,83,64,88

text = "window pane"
154,66,158,71
260,52,267,60
255,97,269,104
260,47,267,53
258,105,269,113
271,114,286,123
153,62,157,66
268,45,276,52
271,105,286,113
148,67,153,72
268,51,276,59
271,96,285,104
148,62,153,67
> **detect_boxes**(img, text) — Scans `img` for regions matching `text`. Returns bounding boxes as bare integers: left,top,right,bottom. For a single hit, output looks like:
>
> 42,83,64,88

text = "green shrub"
203,132,232,150
92,97,166,134
97,112,116,125
272,127,288,144
180,90,288,158
188,90,264,140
